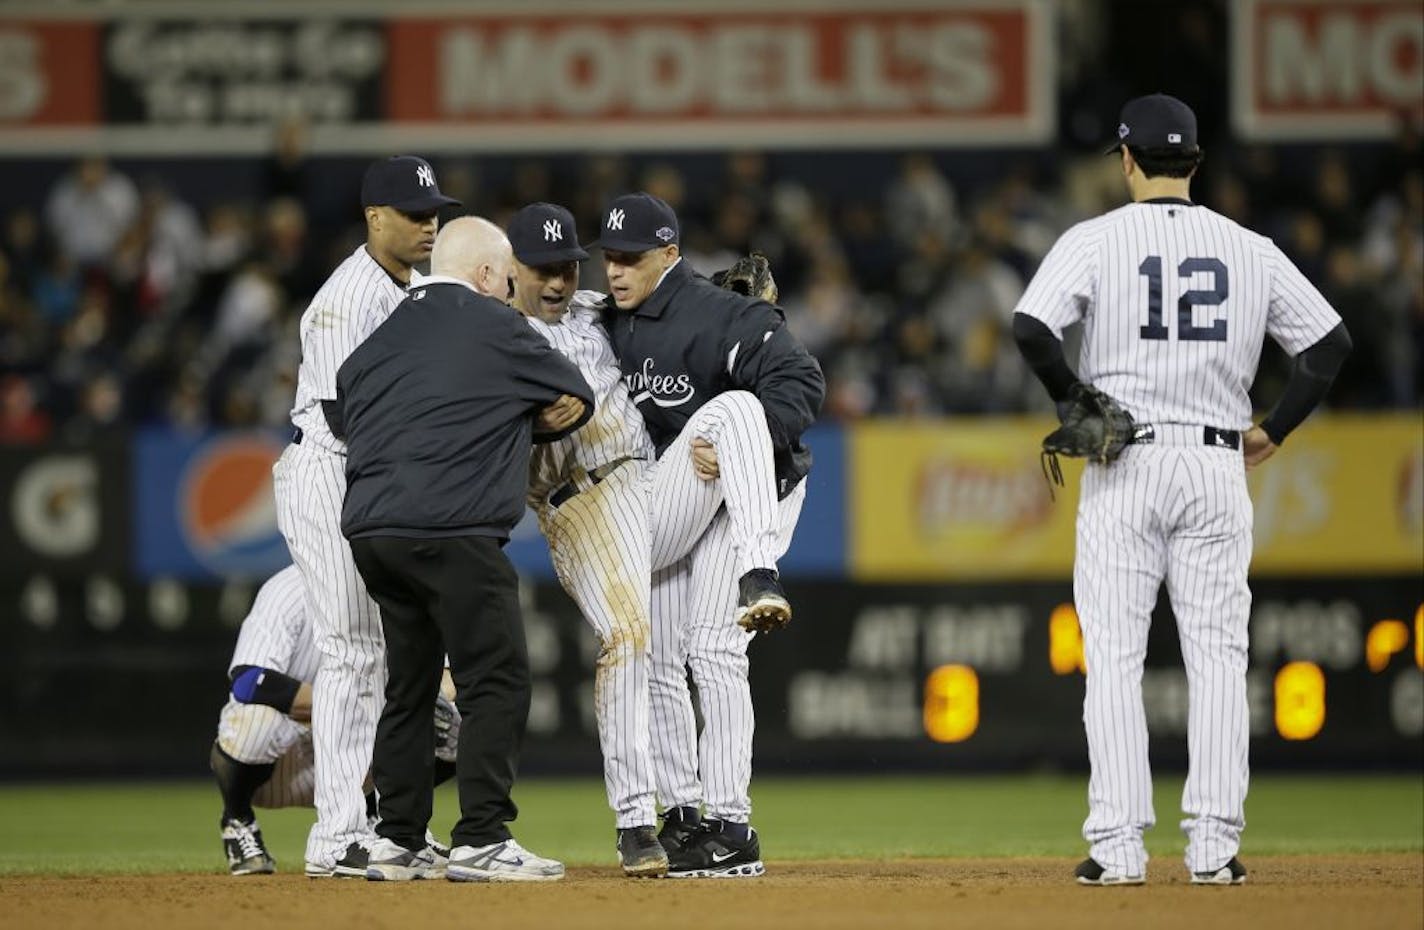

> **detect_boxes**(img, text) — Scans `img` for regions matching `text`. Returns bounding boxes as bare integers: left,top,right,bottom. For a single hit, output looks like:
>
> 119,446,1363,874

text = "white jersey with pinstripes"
527,291,654,499
1017,202,1341,428
275,241,408,869
524,289,658,829
216,564,318,809
228,564,319,683
1014,198,1342,879
290,245,407,451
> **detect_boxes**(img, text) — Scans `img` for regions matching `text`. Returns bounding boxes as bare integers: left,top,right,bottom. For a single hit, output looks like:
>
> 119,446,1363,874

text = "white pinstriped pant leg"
542,464,658,829
274,444,386,868
217,701,315,810
1166,449,1253,873
687,482,805,823
648,559,701,810
650,391,782,574
1076,450,1166,876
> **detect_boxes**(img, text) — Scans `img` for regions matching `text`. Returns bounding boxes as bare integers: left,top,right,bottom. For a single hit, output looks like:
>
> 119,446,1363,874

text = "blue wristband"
230,666,265,703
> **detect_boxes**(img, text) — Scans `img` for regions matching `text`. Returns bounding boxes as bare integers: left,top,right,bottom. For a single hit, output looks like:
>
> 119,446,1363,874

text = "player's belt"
1129,424,1241,451
548,455,643,509
292,427,304,444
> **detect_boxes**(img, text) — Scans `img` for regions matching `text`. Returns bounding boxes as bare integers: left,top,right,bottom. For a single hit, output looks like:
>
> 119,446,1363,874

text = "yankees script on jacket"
601,260,824,498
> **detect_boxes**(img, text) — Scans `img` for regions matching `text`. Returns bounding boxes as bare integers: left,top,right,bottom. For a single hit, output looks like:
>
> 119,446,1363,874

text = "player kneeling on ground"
211,565,461,876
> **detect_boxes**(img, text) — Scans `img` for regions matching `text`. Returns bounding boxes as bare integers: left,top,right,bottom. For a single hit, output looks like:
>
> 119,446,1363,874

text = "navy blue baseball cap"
596,192,679,253
360,155,461,213
1105,94,1198,154
507,202,590,265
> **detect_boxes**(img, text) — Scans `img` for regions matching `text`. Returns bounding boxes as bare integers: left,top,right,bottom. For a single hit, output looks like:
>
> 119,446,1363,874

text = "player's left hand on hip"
691,438,720,480
1243,426,1277,470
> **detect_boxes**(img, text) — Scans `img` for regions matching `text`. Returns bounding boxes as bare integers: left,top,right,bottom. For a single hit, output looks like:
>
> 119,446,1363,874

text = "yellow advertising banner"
850,414,1424,581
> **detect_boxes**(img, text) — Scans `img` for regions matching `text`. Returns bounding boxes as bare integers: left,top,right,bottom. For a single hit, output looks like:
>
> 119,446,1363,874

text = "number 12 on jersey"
1139,256,1229,342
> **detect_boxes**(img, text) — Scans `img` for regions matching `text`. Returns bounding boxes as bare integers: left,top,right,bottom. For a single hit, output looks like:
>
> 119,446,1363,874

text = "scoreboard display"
2,573,1419,776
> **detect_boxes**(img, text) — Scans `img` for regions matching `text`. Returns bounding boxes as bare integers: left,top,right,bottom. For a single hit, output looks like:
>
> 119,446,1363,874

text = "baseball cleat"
1074,858,1145,886
221,818,275,876
304,842,369,879
366,837,442,881
1191,857,1247,885
616,826,670,877
446,838,564,882
667,820,765,879
736,569,791,632
657,806,702,856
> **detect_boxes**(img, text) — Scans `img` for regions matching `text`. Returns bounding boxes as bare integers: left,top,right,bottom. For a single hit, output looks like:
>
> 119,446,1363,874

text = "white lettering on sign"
436,19,1005,118
1251,600,1362,670
787,672,921,739
0,31,47,120
1265,9,1423,106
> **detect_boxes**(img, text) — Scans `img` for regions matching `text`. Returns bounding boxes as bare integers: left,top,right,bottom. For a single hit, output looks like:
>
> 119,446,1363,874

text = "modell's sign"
386,1,1054,148
0,0,1052,153
1233,0,1424,140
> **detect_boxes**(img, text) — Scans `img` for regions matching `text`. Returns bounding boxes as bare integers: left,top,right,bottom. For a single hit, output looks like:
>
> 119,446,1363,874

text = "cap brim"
385,193,463,212
514,245,591,265
591,237,670,253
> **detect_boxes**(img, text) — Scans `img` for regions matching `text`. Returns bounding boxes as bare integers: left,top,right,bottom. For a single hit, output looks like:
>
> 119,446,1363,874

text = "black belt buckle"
292,427,304,445
1204,427,1240,450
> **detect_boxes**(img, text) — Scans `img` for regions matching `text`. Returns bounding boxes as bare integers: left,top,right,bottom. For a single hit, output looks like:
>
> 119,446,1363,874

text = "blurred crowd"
1,121,1420,443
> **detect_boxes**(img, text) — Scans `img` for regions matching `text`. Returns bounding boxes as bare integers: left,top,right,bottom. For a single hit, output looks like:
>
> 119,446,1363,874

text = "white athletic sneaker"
365,837,440,881
446,838,565,882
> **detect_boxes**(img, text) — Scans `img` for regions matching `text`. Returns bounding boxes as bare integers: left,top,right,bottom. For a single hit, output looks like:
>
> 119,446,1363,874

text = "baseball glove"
1040,382,1135,496
433,691,460,764
717,251,779,304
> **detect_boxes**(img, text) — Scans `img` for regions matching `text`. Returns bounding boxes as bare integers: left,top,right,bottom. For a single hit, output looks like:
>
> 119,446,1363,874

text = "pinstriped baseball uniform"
217,565,318,809
273,243,407,869
528,291,658,830
527,291,791,827
643,389,797,824
1017,200,1342,876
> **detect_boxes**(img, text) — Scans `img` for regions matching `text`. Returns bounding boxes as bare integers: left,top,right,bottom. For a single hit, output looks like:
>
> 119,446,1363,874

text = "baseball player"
599,193,825,879
1012,94,1351,886
507,203,801,878
272,155,459,877
211,565,460,876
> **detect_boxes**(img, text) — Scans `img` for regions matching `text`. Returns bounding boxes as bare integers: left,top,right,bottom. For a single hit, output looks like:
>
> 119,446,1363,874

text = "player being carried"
504,201,817,878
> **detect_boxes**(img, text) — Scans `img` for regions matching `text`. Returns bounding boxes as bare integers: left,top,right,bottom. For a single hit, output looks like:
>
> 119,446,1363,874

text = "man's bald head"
431,216,515,301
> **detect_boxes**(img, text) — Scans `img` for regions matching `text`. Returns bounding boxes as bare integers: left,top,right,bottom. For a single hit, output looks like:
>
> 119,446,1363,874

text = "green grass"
0,775,1418,875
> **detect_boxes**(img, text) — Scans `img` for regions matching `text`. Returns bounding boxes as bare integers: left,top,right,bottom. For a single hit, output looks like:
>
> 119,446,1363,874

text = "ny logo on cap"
543,219,563,242
1117,122,1130,140
416,165,435,187
607,208,625,231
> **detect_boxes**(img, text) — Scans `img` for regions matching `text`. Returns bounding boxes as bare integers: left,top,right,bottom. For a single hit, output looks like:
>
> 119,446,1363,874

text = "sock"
433,759,457,788
711,819,750,842
210,742,274,825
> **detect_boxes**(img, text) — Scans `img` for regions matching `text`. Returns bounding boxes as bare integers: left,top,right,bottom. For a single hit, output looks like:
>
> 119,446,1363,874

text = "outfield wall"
1,414,1420,776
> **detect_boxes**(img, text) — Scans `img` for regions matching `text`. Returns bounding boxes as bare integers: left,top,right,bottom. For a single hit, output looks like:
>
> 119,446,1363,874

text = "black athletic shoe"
305,842,369,879
1191,857,1247,885
1074,857,1144,886
736,569,791,632
221,818,275,876
616,826,669,878
657,806,701,856
667,821,765,879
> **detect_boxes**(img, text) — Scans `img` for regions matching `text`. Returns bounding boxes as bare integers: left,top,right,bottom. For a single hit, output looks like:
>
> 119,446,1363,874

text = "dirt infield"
2,855,1419,930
